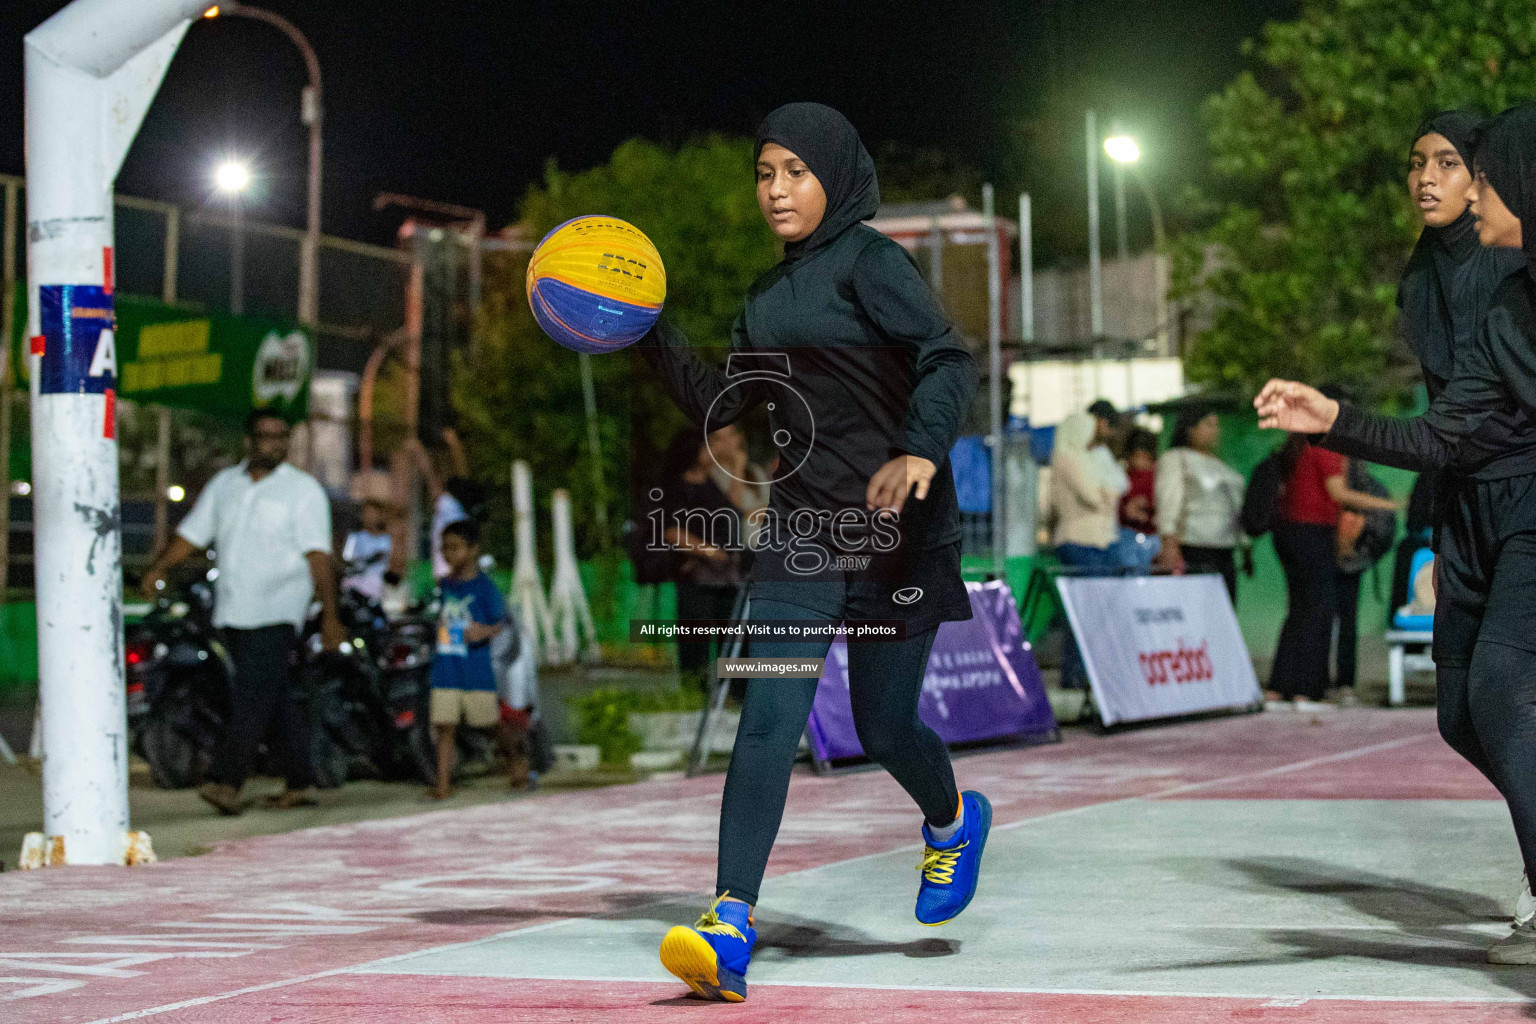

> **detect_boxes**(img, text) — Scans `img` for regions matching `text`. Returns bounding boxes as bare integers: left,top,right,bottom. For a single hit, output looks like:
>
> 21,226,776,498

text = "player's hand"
867,455,936,514
1255,380,1340,433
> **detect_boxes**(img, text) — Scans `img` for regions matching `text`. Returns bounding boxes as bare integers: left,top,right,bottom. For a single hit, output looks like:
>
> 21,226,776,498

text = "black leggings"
1433,475,1536,883
716,595,958,906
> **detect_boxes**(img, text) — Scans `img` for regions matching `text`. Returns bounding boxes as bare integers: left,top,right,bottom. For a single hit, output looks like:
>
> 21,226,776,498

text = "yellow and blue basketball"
526,216,666,354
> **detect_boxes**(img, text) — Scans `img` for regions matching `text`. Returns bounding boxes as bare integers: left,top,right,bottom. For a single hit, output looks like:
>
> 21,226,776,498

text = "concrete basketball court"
4,708,1534,1022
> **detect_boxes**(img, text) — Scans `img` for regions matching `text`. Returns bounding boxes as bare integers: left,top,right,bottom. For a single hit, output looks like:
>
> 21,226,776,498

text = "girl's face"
1469,171,1523,248
1191,414,1220,453
756,143,827,243
1408,132,1473,228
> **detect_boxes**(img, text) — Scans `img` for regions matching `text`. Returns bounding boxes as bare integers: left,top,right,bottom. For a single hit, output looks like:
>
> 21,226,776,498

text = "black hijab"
1475,103,1536,277
1397,110,1486,379
754,102,880,261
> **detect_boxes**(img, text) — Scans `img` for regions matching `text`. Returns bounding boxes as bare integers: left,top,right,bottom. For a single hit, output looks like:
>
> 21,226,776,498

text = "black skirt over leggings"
715,543,969,906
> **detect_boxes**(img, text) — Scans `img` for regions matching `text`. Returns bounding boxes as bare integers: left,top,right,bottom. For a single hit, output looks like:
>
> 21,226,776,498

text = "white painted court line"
78,915,601,1024
1151,734,1436,799
79,730,1463,1023
354,972,1533,1005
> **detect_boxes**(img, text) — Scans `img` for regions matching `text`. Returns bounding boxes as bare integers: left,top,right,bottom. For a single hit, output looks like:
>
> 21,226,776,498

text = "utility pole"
26,0,209,866
983,184,1005,580
1086,110,1104,340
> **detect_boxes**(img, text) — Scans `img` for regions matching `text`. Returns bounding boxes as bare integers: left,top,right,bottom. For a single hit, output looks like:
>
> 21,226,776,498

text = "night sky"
0,1,1296,255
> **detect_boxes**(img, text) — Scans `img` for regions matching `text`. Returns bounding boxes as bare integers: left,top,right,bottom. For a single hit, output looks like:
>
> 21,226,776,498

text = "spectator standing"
1088,398,1125,452
1116,427,1161,573
1118,428,1158,534
407,427,480,580
141,409,342,815
429,519,507,799
1154,406,1247,602
1051,411,1128,570
1050,411,1129,687
1331,457,1398,705
341,498,394,601
661,427,752,697
1267,435,1399,706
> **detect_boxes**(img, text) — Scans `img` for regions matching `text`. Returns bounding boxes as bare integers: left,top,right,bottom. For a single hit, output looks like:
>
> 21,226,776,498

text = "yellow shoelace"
693,892,748,941
917,841,968,885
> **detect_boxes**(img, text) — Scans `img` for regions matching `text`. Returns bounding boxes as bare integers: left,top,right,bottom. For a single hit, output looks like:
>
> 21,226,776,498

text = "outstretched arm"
637,315,764,431
1255,342,1503,473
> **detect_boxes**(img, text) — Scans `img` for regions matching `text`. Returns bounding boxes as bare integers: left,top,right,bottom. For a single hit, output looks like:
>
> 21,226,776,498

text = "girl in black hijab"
1256,103,1536,963
640,103,985,1000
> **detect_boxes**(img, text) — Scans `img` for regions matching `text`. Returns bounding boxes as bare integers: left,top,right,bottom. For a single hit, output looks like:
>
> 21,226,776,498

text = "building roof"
869,195,1016,238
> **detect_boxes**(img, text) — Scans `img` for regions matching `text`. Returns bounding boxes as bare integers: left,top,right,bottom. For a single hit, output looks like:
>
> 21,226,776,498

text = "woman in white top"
1153,405,1246,602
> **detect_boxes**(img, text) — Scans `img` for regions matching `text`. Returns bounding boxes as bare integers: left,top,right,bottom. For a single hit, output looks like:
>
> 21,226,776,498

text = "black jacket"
640,223,979,554
1326,270,1536,477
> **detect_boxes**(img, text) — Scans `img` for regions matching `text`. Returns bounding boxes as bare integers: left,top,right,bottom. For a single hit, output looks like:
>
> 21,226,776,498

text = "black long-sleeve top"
1325,269,1536,477
640,223,980,553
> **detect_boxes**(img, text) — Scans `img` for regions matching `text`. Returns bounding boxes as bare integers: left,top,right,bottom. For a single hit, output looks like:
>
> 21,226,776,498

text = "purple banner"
806,580,1057,763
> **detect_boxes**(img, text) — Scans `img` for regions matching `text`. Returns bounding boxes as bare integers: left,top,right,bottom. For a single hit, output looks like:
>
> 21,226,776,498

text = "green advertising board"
9,284,312,422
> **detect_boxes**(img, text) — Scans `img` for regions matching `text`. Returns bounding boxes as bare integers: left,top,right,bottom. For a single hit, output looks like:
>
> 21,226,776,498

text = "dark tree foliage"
1173,0,1536,394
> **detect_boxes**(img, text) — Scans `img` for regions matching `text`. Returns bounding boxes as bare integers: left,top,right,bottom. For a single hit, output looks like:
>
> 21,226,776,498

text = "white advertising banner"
1056,574,1262,726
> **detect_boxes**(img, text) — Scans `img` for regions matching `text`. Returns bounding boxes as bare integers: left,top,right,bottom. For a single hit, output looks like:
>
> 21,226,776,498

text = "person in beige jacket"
1050,411,1129,687
1050,411,1128,560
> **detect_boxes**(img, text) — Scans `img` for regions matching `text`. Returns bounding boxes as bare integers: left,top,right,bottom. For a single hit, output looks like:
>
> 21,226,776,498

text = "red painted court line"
107,975,1534,1024
0,709,1490,1023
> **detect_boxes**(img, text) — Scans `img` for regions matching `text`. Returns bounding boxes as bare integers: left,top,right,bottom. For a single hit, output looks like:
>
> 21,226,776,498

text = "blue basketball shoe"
660,894,755,1002
915,790,992,925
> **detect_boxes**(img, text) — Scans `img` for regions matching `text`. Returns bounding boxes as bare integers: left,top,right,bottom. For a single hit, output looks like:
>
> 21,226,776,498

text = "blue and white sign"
38,284,115,395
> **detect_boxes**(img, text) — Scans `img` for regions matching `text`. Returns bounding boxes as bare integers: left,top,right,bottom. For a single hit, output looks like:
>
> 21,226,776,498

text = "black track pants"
715,594,958,906
210,624,314,791
1269,522,1338,700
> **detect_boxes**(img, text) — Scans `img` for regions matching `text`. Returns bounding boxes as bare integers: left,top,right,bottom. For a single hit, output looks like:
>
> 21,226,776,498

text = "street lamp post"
1085,110,1103,340
1103,133,1169,353
1103,134,1165,250
204,3,321,327
1111,122,1129,262
214,159,249,314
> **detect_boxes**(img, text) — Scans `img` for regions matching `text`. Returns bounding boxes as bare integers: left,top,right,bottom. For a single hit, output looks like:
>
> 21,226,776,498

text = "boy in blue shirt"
430,519,505,799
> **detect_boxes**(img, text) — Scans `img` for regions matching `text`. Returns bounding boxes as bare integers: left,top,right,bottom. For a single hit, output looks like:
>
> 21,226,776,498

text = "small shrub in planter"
571,686,704,765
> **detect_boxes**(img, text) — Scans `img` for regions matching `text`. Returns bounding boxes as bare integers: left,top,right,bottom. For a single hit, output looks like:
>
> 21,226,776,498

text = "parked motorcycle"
301,582,436,788
126,574,232,790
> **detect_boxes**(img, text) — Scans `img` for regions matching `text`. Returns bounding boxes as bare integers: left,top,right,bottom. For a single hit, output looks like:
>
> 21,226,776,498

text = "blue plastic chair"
1392,547,1435,632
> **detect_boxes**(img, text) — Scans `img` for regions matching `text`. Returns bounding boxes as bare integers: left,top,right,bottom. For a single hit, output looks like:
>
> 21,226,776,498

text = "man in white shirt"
141,409,343,815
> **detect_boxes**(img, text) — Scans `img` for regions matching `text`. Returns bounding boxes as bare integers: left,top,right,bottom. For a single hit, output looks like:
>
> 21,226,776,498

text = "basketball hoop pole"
24,0,208,866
